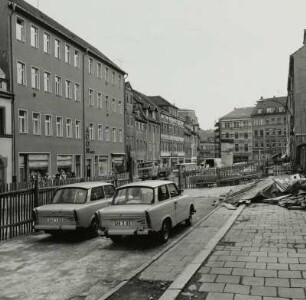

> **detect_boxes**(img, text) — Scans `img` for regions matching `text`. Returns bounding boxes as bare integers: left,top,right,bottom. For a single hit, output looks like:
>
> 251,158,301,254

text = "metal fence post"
33,176,39,208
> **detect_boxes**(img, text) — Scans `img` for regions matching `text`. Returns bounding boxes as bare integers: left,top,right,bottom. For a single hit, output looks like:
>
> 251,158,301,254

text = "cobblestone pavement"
178,203,306,300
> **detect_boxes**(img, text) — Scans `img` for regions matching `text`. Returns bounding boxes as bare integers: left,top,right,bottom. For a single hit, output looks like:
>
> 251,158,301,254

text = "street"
0,188,231,300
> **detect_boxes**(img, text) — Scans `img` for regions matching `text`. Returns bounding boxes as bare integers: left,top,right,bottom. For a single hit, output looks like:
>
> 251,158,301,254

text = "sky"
25,0,306,129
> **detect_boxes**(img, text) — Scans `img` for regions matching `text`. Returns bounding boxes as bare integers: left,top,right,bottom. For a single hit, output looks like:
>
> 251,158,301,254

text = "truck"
137,162,160,180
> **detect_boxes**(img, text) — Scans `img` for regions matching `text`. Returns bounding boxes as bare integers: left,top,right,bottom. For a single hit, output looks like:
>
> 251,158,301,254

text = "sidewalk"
167,203,306,300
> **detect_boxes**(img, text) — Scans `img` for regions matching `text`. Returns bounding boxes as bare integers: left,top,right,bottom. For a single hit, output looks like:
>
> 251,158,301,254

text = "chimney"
303,29,306,45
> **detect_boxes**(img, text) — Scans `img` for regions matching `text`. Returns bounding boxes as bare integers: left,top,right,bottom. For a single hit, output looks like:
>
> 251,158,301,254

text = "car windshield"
52,188,88,204
113,187,154,205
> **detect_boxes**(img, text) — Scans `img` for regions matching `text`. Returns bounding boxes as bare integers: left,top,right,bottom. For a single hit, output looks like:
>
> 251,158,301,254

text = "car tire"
109,235,122,243
89,219,99,238
159,220,171,243
185,209,193,226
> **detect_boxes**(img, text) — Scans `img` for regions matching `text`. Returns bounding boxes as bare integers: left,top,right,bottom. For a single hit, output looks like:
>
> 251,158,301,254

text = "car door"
103,184,116,204
167,183,186,224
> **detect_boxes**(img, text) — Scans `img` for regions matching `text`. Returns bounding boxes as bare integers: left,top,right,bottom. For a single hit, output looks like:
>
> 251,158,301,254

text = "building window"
118,75,122,89
119,128,123,142
105,95,109,111
235,144,239,152
89,123,94,140
65,80,72,99
55,39,61,58
30,25,39,48
65,44,71,63
234,132,238,139
279,106,285,113
75,120,81,139
257,108,263,114
17,61,26,85
97,63,102,78
105,67,108,83
244,133,248,139
97,92,102,108
74,50,80,67
56,116,63,137
112,128,117,142
267,107,275,113
16,17,25,42
254,130,258,136
98,124,103,140
89,89,94,106
31,67,40,89
74,83,80,101
43,32,50,53
55,76,62,96
45,115,52,136
44,71,51,92
112,99,116,112
66,118,72,138
105,126,110,141
244,144,248,152
112,71,115,85
32,112,41,135
19,110,28,133
118,100,123,114
88,58,93,74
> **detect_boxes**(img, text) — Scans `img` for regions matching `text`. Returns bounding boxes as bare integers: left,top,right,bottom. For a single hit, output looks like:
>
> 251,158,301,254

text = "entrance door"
86,159,92,178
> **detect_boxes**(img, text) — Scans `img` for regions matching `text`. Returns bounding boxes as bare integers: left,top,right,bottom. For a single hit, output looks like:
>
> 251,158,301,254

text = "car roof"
118,180,175,189
58,181,112,189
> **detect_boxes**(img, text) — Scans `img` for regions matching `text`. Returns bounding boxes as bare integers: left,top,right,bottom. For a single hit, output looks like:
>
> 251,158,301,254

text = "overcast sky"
26,0,306,129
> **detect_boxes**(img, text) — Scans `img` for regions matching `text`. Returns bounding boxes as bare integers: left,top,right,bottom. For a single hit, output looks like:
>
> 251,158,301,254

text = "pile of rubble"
222,174,306,210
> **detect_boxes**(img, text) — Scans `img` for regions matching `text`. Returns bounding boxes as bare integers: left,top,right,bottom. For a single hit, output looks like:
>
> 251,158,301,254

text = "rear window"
52,188,88,204
113,187,154,205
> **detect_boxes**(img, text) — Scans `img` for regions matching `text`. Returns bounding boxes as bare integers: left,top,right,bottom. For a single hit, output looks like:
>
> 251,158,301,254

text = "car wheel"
89,220,99,237
109,235,122,243
159,220,171,243
185,209,193,226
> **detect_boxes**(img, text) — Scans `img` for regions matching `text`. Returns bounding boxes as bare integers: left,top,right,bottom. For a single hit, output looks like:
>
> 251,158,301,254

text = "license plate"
115,220,131,226
47,217,65,223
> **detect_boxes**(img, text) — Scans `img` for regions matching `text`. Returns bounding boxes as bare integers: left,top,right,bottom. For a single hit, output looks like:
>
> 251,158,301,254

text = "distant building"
148,96,185,168
219,107,254,163
198,129,217,162
0,0,126,181
178,109,200,163
287,31,306,169
252,97,287,161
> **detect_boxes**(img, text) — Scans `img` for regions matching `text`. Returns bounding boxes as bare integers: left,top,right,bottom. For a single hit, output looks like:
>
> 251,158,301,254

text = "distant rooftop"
220,107,254,120
148,96,177,109
254,96,287,109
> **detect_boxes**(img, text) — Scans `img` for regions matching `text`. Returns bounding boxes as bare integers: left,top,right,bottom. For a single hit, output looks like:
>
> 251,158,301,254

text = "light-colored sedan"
95,180,196,243
33,182,116,237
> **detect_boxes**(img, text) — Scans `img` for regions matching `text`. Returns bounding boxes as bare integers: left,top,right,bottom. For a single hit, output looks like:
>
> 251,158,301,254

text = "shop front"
111,153,125,173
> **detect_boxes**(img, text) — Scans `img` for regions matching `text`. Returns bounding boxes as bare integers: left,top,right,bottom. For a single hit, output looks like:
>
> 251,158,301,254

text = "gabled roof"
148,96,177,109
220,107,254,120
253,96,287,109
12,0,125,74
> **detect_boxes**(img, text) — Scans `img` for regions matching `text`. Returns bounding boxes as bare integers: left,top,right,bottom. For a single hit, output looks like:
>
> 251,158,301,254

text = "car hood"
35,204,84,212
97,204,151,215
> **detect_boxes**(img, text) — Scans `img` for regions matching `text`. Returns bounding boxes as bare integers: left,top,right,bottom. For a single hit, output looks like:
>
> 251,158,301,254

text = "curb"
98,204,221,300
158,205,245,300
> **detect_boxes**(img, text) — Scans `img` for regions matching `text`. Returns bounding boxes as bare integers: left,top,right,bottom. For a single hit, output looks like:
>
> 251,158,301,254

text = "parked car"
95,180,196,243
33,182,116,237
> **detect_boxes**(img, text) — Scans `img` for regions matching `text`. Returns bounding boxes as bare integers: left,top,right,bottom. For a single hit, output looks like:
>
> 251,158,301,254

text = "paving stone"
267,263,288,270
216,275,240,284
251,286,277,297
268,252,288,258
198,274,217,283
218,256,238,261
242,276,264,286
224,262,246,268
198,266,211,274
224,283,250,295
278,287,305,299
254,270,277,278
258,257,277,263
206,292,234,300
250,251,268,257
206,261,226,268
210,267,232,275
263,297,291,300
199,282,225,292
246,263,267,269
265,278,290,287
290,278,306,287
278,257,299,264
289,264,306,271
234,295,261,300
232,268,254,277
278,271,302,278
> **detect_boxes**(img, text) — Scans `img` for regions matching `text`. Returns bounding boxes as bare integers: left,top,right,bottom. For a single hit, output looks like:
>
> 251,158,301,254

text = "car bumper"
34,224,78,231
99,228,152,236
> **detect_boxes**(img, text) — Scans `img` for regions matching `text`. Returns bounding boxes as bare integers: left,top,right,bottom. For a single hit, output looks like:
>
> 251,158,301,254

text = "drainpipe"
82,50,88,178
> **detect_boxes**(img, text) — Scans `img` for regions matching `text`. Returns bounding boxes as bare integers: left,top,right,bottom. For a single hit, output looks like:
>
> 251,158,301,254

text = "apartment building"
0,0,125,181
198,129,217,162
252,97,287,161
148,96,185,168
219,107,254,163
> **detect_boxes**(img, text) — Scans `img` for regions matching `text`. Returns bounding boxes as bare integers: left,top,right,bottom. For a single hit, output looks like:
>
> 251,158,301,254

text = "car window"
158,185,170,202
104,185,116,198
167,183,179,198
90,187,105,201
52,188,87,204
113,187,154,205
